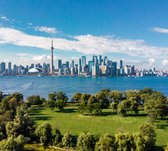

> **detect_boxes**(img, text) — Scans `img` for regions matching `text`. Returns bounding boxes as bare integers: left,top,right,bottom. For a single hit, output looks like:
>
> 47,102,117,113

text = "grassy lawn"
30,106,168,147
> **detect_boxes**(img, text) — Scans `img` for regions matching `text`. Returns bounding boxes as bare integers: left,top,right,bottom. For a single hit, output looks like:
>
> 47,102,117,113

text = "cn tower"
50,39,54,75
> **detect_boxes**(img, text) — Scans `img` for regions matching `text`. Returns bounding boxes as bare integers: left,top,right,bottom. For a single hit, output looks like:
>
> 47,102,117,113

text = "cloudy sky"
0,0,168,69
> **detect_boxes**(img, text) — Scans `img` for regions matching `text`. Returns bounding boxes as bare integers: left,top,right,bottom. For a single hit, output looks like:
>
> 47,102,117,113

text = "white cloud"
152,27,168,34
0,16,9,21
0,27,168,60
34,26,58,34
162,59,168,66
16,53,30,57
148,58,155,65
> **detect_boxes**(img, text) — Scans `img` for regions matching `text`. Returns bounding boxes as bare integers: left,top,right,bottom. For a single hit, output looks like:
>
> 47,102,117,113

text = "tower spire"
50,38,54,75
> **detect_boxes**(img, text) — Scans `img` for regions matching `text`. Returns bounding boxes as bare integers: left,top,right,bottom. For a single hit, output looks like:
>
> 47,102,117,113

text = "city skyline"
0,54,166,77
0,0,168,69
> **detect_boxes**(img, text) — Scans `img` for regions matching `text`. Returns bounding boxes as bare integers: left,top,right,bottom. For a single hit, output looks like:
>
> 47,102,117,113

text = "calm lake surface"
0,76,168,99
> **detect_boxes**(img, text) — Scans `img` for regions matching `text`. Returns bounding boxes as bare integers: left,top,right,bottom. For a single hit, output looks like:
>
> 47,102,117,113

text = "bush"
52,128,62,146
77,132,95,151
95,133,116,151
0,135,28,151
36,122,52,147
62,132,73,147
139,123,156,150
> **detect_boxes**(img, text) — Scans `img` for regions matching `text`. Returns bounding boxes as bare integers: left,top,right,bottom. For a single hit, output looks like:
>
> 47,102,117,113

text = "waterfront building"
58,59,62,69
81,56,86,66
93,55,98,65
66,61,69,69
92,64,99,76
79,58,82,66
0,62,6,74
8,62,12,75
98,55,102,65
120,60,123,69
88,61,94,74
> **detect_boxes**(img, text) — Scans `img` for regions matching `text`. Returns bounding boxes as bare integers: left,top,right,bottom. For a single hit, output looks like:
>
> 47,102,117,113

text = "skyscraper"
0,62,6,74
8,62,12,75
98,55,102,65
81,56,86,66
93,55,98,65
58,59,62,69
120,60,123,69
50,39,54,75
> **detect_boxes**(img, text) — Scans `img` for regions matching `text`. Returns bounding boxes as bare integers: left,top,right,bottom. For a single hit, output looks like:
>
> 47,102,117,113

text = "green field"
30,106,168,147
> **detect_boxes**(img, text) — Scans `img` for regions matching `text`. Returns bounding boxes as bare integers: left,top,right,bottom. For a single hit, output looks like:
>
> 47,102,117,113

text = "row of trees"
72,88,168,120
36,122,156,151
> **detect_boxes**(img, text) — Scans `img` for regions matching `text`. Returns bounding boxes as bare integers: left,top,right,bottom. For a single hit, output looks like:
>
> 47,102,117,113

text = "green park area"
30,106,168,148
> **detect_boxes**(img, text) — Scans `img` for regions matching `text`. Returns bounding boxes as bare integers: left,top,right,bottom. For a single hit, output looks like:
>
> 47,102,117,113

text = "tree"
55,99,67,111
133,133,146,151
6,106,35,138
52,128,62,146
47,92,68,110
95,134,116,151
111,101,119,112
139,123,156,150
36,122,52,147
117,100,129,117
72,93,82,103
0,135,28,151
115,132,135,151
26,95,45,106
144,92,168,120
96,92,110,109
62,132,73,147
77,132,95,151
109,91,123,102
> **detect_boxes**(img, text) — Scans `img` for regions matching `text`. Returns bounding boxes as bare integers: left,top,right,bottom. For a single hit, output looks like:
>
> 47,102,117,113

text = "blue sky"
0,0,168,69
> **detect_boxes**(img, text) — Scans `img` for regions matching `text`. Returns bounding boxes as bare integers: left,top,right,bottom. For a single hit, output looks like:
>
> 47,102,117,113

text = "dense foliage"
0,88,167,150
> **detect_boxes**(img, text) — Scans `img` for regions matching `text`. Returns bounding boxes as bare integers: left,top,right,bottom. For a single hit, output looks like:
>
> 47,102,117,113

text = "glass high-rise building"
82,56,86,66
58,59,62,69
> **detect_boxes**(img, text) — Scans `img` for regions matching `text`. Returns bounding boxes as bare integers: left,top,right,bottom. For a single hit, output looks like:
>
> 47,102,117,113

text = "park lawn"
30,106,168,147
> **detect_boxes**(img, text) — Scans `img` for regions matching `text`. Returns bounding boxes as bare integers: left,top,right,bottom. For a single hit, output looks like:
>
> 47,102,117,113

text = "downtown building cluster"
0,55,136,77
57,55,135,77
0,55,167,77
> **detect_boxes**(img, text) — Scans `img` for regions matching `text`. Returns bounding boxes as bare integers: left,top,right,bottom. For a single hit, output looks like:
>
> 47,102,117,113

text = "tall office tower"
92,65,99,76
81,56,86,66
98,55,102,65
120,60,123,69
131,65,135,75
42,63,48,74
0,62,6,74
50,39,54,75
103,56,108,65
13,64,18,75
71,60,75,68
111,62,117,76
93,55,98,65
88,61,94,73
66,61,69,68
58,59,62,69
79,58,82,66
8,62,12,75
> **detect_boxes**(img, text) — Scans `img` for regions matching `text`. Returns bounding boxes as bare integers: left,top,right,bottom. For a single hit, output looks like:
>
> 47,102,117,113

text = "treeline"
72,88,168,121
0,89,167,150
34,121,156,151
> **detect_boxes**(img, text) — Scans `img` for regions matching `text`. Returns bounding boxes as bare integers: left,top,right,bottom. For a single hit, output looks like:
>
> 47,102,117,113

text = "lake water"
0,76,168,100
